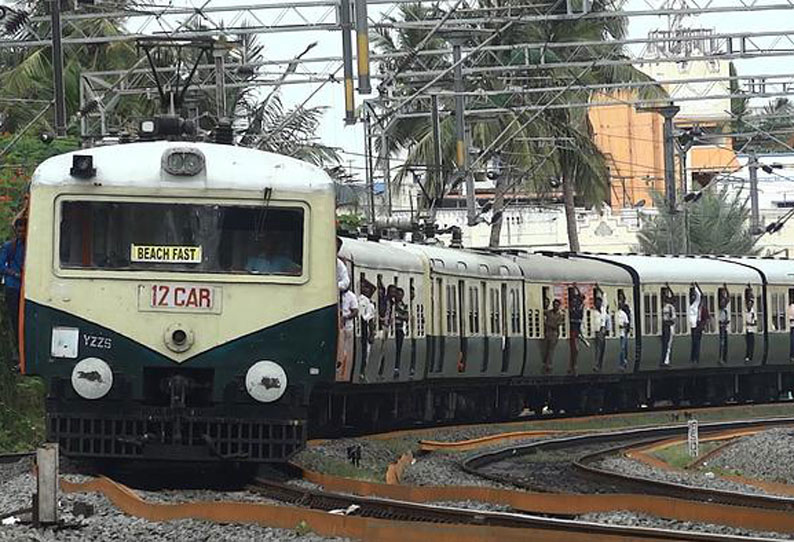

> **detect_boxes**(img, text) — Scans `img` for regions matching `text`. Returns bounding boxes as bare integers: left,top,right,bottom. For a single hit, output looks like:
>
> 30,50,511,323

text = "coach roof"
31,141,334,194
514,253,633,285
591,254,761,284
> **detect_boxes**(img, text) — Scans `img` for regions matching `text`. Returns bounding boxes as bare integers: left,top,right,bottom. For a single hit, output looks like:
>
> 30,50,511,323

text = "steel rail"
0,451,34,464
58,474,766,542
463,417,794,510
246,477,771,541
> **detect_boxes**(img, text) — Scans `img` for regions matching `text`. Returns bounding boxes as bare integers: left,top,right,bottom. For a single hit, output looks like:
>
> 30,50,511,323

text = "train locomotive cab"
23,142,337,462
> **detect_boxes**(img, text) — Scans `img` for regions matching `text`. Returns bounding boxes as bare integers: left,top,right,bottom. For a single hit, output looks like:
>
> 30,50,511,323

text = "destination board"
130,244,202,264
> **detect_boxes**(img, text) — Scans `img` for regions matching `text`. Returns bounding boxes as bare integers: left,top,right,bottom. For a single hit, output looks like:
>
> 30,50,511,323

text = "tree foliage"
371,0,665,248
635,188,759,256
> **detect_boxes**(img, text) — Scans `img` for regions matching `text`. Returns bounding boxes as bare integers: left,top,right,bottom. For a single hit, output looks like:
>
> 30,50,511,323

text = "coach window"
771,291,786,331
446,283,458,334
643,292,659,335
469,286,480,334
730,294,744,334
704,293,717,334
490,288,501,335
673,292,688,334
59,201,304,275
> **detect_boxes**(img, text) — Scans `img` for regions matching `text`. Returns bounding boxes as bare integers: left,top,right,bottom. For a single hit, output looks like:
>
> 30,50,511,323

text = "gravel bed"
599,456,770,495
707,429,794,485
0,470,350,542
578,510,793,540
428,500,512,512
0,456,32,486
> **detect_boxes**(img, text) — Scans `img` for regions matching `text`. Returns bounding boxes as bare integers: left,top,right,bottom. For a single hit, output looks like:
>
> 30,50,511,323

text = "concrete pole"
364,110,375,229
381,131,392,213
213,46,227,119
50,0,67,136
451,40,475,226
353,0,371,94
430,93,442,218
749,151,760,234
340,0,356,124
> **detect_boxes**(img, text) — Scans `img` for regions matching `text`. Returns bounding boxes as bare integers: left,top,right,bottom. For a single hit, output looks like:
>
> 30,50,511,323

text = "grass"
650,441,724,469
0,368,45,453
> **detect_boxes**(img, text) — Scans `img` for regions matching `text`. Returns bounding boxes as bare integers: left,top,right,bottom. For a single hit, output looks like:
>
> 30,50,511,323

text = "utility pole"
353,0,371,94
449,36,476,226
364,108,375,231
381,131,392,214
339,0,356,124
50,0,67,137
637,103,680,253
430,93,442,220
213,44,227,119
749,151,761,234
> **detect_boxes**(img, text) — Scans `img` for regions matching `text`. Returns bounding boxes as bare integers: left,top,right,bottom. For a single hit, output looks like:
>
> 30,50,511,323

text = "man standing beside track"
0,216,25,369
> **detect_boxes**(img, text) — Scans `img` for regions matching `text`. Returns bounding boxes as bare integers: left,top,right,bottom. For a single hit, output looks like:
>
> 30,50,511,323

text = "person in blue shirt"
246,234,300,275
0,217,26,364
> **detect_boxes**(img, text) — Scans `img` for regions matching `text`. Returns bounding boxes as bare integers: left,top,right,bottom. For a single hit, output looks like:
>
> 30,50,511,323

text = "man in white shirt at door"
337,288,358,381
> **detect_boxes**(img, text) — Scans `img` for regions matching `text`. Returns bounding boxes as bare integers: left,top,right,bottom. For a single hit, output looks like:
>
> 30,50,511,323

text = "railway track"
57,474,785,541
463,417,794,507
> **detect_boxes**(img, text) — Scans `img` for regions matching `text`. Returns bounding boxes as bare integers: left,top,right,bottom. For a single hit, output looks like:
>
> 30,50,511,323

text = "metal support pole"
364,111,375,229
353,0,371,94
50,0,67,137
638,103,679,254
661,107,679,214
381,131,392,214
213,47,227,119
749,151,760,234
680,145,689,254
430,94,442,216
340,0,356,124
35,443,59,525
451,40,475,225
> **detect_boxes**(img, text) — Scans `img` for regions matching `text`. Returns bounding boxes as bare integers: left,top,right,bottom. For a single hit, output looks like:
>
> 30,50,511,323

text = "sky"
3,0,792,177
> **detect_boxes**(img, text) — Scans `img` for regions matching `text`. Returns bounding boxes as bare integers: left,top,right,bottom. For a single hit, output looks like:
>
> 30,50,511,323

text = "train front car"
23,142,337,462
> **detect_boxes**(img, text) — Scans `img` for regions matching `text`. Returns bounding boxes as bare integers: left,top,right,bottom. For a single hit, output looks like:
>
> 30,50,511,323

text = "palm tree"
372,0,663,249
636,188,759,255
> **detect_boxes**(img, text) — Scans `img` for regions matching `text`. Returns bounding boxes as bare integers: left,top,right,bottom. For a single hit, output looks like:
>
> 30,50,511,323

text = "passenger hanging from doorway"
393,287,409,377
542,299,564,374
718,284,730,365
745,288,757,364
592,288,609,373
336,286,358,381
688,283,704,364
358,278,376,381
661,285,676,367
337,237,350,292
376,282,396,376
618,298,631,371
568,284,585,375
788,289,794,362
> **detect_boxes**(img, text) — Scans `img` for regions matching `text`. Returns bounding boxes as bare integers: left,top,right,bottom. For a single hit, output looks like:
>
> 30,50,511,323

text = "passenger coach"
24,141,338,462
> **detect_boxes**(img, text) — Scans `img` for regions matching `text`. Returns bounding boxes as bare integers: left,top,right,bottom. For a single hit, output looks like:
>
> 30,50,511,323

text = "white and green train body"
24,142,338,462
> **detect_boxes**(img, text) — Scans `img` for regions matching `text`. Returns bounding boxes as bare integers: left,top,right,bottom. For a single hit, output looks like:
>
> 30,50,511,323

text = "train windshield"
58,201,304,275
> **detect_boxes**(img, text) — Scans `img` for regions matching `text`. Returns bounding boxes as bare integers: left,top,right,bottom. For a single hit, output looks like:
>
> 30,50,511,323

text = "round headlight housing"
245,361,288,403
71,357,113,400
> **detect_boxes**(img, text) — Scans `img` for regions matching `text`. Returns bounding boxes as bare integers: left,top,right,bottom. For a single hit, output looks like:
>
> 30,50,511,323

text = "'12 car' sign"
138,283,222,313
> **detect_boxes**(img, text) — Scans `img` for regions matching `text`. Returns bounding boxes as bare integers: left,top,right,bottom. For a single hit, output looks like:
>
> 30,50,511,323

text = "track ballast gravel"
0,459,349,542
707,429,794,485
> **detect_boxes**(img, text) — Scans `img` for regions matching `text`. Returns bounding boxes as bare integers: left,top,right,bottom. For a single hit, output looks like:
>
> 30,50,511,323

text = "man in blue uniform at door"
1,217,26,368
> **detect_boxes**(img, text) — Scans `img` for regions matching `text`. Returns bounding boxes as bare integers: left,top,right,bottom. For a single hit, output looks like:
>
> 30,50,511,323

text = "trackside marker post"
688,419,699,458
35,443,59,525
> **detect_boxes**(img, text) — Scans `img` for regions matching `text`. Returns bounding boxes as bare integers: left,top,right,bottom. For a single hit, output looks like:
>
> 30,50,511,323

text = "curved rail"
58,474,779,542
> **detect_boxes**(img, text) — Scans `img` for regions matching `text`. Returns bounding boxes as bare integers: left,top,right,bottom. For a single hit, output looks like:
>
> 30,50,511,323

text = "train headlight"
162,148,205,176
71,357,113,400
245,361,288,403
